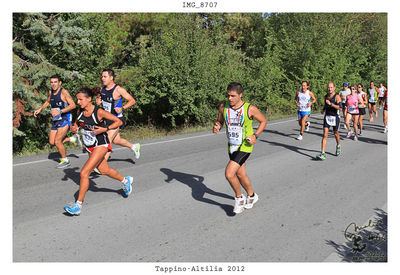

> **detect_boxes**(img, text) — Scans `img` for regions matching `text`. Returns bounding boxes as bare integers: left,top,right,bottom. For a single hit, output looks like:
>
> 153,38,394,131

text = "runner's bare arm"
294,90,300,107
335,95,343,111
70,120,79,133
213,102,225,134
34,91,51,117
60,89,76,114
247,105,267,145
309,91,317,106
358,95,364,107
116,86,136,112
93,109,123,135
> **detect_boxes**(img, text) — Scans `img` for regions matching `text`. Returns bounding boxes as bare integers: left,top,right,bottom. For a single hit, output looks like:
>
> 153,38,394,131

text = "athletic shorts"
323,115,340,132
379,97,384,101
359,107,366,115
86,143,112,153
105,116,126,129
51,117,71,130
369,102,376,106
298,110,311,119
229,151,250,166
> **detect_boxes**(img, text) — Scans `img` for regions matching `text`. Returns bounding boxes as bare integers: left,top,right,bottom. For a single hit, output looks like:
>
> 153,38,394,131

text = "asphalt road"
13,111,387,263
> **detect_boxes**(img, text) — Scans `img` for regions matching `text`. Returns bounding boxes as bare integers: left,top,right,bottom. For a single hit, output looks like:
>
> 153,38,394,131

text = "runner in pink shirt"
345,84,363,141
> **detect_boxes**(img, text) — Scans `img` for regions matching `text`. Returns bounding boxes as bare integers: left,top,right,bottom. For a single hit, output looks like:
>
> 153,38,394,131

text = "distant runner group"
33,74,388,215
294,81,387,160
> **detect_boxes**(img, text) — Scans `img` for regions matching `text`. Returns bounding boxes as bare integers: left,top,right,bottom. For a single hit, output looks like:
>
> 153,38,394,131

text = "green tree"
13,13,91,153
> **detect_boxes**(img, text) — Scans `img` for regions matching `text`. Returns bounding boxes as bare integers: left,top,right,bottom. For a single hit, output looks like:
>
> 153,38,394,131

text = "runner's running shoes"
56,158,70,169
244,193,259,210
64,202,81,216
233,194,246,214
132,143,141,159
122,176,133,196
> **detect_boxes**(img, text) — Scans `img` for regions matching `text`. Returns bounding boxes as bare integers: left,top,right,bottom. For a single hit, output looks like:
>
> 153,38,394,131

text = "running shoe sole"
56,161,71,169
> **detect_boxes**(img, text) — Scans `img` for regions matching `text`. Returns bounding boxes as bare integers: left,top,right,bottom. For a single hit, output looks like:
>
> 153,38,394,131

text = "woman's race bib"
227,125,243,146
348,105,358,114
325,115,337,126
102,100,112,112
81,129,96,146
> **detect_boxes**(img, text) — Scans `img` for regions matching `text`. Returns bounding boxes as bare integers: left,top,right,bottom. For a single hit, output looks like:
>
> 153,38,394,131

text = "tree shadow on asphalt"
160,168,235,217
325,208,387,262
61,167,125,202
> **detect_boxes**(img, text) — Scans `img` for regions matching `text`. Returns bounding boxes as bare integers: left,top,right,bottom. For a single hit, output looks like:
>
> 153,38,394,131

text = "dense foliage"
13,13,387,154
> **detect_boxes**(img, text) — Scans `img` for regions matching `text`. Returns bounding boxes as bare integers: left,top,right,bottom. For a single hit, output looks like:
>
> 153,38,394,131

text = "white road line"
13,116,307,167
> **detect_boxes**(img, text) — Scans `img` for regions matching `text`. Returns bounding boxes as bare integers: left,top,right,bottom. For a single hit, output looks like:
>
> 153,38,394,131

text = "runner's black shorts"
104,116,126,129
229,151,251,166
323,115,340,132
359,107,366,115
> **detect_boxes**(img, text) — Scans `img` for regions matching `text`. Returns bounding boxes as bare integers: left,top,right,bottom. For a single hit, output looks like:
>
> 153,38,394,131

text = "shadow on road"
61,167,125,201
47,152,81,163
160,168,235,217
259,137,328,159
357,136,387,145
108,157,136,165
325,208,387,262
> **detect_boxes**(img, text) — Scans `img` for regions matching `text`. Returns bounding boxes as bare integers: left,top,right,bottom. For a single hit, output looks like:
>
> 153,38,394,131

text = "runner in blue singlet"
95,69,141,162
33,75,76,168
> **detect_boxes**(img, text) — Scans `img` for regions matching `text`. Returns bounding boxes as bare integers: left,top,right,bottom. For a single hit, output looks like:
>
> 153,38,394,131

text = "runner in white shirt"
356,83,368,136
377,82,387,110
294,81,316,140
